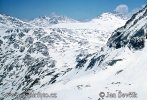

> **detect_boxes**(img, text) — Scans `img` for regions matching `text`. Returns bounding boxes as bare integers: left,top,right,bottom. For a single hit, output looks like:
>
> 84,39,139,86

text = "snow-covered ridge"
0,14,30,28
50,12,127,32
29,15,79,27
91,12,126,22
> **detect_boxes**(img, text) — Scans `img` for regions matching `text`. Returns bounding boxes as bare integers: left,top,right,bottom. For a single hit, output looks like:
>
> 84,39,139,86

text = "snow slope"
28,5,147,100
36,46,147,100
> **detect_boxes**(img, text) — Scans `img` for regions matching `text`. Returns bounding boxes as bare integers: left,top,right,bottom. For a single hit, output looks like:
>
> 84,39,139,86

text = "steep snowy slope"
31,5,147,100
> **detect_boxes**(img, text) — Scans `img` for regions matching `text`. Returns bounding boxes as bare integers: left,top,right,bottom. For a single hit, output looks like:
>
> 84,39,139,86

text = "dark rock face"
27,42,49,56
108,31,128,49
108,28,146,50
86,55,105,70
19,46,25,52
75,53,106,70
106,59,123,66
0,39,3,46
25,37,34,46
75,54,90,69
76,57,87,69
49,73,60,84
128,29,145,50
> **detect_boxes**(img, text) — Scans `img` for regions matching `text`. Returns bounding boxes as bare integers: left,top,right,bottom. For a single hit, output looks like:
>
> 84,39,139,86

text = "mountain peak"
0,13,30,28
29,15,78,27
92,12,127,22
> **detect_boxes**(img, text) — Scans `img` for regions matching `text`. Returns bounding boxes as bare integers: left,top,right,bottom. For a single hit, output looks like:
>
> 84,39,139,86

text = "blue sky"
0,0,146,20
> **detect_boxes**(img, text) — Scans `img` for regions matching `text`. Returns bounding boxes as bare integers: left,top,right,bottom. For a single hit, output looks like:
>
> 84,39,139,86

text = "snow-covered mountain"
50,12,127,32
0,14,30,28
1,5,146,100
35,5,147,100
29,15,79,27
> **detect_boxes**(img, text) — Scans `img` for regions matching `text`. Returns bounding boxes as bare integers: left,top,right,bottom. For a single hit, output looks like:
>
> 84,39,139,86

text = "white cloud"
114,4,129,14
141,4,146,8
